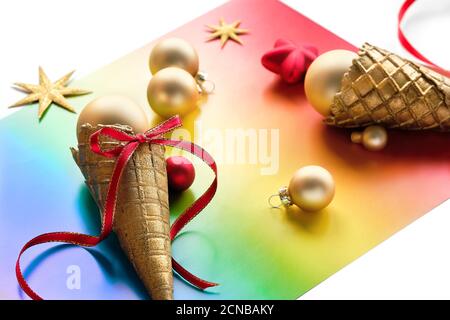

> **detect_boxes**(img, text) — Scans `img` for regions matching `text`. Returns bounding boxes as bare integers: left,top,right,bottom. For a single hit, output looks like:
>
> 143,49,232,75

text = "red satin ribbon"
398,0,446,71
16,115,218,300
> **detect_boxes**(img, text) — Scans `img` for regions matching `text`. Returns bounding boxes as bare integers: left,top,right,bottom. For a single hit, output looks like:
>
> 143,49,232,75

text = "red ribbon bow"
16,115,218,300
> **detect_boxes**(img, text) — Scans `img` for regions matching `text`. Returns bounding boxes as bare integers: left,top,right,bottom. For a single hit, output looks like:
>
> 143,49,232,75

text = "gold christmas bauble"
76,95,149,141
147,67,199,118
362,125,388,151
304,49,358,117
288,165,335,212
149,38,199,76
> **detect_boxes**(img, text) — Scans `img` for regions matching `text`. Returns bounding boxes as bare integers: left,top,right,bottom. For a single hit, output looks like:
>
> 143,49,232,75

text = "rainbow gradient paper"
1,0,449,299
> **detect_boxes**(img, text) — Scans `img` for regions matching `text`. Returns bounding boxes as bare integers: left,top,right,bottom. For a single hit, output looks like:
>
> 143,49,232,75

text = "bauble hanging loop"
195,71,215,94
268,186,291,208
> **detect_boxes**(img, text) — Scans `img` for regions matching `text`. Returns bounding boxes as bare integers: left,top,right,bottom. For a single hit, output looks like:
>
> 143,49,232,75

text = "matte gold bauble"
362,125,388,151
147,67,199,118
76,95,149,141
288,165,335,212
351,126,388,151
304,49,358,117
149,38,199,76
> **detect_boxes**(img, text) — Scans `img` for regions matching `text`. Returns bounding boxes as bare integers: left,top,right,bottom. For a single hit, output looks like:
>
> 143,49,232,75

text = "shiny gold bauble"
76,95,149,141
361,125,388,151
288,165,335,212
304,49,358,117
147,67,199,118
149,38,199,76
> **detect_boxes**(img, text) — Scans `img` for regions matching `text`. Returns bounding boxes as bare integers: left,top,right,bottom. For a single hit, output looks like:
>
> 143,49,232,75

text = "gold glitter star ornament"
10,67,91,119
206,18,249,47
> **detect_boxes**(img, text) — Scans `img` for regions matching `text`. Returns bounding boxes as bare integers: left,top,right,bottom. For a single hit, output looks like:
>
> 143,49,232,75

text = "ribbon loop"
89,126,135,158
16,115,218,299
398,0,447,72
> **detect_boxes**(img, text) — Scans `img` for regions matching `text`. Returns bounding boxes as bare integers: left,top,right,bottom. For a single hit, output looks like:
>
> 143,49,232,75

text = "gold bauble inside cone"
149,38,199,76
304,49,358,117
288,165,335,212
76,95,149,141
147,67,199,118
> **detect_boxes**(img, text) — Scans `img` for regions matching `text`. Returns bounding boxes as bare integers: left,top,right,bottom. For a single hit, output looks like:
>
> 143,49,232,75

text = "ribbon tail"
172,258,219,290
398,0,446,71
152,138,219,289
16,231,102,300
143,115,182,139
15,141,140,300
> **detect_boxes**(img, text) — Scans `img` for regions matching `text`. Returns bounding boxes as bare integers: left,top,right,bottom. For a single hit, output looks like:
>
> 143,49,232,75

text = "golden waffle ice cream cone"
71,123,173,300
325,43,450,131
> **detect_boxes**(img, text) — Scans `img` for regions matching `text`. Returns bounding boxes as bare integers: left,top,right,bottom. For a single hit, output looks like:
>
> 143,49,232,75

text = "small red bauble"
166,156,196,192
261,39,318,84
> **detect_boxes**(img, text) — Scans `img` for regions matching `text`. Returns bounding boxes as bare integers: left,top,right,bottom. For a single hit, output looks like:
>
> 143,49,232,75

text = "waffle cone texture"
71,124,173,300
325,43,450,131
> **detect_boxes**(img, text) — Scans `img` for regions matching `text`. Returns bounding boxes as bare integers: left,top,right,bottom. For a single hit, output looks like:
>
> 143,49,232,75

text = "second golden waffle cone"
71,123,173,300
325,43,450,131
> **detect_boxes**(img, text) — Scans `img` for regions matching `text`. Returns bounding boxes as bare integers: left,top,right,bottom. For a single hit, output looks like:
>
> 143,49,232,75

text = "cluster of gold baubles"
148,37,203,118
304,49,388,151
76,38,204,137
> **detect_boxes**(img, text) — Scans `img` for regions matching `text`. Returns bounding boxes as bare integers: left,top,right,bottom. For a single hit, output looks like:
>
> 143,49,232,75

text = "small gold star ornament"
206,18,249,48
10,67,91,119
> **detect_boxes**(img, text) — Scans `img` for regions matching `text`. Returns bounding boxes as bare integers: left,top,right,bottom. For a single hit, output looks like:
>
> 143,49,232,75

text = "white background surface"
0,0,449,299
